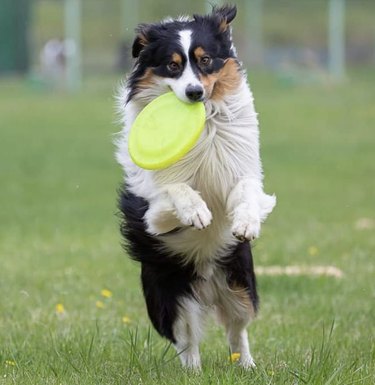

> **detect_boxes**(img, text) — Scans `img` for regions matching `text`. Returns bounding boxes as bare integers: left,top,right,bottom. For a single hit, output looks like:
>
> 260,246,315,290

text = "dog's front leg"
227,178,276,241
145,183,212,234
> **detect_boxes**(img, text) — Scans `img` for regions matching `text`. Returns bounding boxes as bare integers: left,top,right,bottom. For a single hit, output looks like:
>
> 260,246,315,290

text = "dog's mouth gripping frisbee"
128,92,206,170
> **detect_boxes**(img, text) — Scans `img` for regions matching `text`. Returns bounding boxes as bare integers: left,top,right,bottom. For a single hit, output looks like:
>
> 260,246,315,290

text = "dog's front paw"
176,200,212,230
231,216,260,242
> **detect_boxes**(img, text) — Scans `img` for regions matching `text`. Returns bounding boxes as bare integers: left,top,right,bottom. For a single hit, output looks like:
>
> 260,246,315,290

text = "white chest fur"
116,77,272,266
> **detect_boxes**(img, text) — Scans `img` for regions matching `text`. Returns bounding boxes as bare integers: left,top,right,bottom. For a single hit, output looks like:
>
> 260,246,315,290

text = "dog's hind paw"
231,216,260,242
239,357,256,369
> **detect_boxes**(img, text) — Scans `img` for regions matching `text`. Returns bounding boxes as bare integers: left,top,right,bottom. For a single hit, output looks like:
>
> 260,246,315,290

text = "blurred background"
1,0,375,88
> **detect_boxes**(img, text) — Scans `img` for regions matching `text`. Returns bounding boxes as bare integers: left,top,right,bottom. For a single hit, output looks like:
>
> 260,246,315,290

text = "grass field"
0,70,374,384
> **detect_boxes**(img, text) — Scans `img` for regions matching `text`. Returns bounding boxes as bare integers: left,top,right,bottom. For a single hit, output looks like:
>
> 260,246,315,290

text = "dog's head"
127,5,241,104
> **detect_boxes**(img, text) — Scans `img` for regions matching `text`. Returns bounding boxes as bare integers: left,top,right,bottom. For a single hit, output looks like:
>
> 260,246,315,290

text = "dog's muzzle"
185,84,204,102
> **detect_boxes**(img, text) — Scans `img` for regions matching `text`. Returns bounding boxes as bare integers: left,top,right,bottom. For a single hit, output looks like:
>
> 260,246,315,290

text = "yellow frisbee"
128,92,206,170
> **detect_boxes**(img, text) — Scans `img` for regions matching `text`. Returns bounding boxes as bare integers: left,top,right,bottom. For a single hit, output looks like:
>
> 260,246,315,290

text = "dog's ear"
132,24,149,58
212,5,237,32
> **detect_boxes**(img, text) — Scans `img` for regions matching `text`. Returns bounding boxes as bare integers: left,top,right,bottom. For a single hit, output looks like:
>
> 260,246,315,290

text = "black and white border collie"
116,5,276,370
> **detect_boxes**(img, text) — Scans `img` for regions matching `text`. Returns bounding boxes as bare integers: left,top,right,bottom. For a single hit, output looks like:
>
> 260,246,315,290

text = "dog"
116,5,276,370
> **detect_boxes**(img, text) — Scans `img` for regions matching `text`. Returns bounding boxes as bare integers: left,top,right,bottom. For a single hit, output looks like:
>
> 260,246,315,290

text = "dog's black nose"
185,85,204,102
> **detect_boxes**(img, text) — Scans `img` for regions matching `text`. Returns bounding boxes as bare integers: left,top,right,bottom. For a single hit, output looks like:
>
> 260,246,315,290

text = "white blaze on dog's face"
164,30,204,103
126,6,241,105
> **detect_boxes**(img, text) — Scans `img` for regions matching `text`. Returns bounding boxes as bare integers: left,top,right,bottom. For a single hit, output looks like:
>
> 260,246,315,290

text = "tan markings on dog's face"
137,68,158,90
198,58,241,100
194,47,217,98
198,72,218,99
171,53,182,65
211,58,241,100
194,46,206,60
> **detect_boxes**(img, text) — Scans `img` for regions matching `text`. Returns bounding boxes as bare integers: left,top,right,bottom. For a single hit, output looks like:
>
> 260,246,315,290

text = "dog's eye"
167,61,180,72
200,56,212,66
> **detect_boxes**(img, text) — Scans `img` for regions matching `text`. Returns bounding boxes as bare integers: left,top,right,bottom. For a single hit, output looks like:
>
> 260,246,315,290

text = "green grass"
0,71,374,384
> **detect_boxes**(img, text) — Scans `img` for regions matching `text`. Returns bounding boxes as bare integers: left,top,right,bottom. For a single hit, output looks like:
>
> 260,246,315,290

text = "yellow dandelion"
308,246,319,256
5,360,16,367
122,316,131,324
229,352,241,363
96,300,105,309
101,289,113,298
55,303,65,314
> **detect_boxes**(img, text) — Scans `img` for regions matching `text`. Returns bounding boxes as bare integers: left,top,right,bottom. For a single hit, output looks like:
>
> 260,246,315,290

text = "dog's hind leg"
227,322,255,368
217,297,256,369
173,297,204,370
140,262,203,369
217,242,258,368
